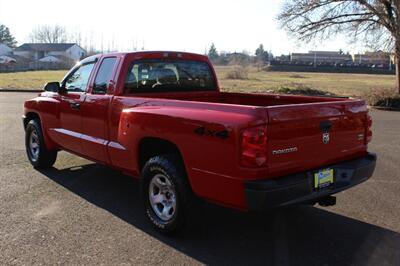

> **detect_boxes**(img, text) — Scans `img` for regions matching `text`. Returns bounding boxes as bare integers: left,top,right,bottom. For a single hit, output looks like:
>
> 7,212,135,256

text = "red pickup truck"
23,51,376,233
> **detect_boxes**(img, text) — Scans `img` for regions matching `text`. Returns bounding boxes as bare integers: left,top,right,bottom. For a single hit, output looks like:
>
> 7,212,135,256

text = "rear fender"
117,105,256,162
117,106,264,209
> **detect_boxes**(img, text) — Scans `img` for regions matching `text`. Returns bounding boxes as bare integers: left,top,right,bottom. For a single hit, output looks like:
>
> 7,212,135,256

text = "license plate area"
314,168,334,189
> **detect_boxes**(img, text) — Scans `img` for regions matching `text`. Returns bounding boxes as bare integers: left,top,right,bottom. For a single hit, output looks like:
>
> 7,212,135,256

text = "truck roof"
84,51,209,63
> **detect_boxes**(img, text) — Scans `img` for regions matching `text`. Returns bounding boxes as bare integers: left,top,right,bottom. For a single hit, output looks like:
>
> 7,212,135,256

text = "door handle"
70,102,80,110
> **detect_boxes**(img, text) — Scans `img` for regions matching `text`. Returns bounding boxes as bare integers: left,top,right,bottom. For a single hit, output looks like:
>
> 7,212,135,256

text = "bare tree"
29,25,69,43
278,0,400,93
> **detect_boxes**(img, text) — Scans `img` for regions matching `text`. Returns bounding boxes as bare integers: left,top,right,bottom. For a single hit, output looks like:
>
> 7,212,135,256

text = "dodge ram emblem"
322,132,330,144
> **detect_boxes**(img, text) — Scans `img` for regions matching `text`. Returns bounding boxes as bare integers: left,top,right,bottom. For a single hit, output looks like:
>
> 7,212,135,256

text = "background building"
352,51,393,67
0,43,13,55
0,43,86,72
14,43,86,62
290,51,352,65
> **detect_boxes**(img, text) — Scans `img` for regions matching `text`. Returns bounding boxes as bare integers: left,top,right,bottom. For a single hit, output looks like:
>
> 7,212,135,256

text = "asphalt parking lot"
0,92,399,265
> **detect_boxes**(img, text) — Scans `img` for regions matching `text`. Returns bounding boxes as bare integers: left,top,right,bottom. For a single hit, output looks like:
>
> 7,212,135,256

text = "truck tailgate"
266,99,369,177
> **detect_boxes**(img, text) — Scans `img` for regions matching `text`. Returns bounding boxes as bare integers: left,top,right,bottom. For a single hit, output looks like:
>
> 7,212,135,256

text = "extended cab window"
93,57,117,94
124,60,215,93
64,63,95,92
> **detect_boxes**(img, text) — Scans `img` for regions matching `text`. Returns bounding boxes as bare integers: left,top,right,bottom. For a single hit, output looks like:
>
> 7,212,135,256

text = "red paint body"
24,51,372,210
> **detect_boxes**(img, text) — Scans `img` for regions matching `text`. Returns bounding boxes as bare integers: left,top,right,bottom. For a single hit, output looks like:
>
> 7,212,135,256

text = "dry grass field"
216,66,396,97
0,70,67,90
0,67,396,97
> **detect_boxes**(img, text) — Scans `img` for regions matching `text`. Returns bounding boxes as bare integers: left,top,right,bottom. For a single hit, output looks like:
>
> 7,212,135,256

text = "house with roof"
0,43,16,64
0,43,13,55
14,43,86,63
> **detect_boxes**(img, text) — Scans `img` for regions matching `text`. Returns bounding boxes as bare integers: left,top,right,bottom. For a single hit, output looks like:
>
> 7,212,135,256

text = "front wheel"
141,154,193,234
25,119,57,169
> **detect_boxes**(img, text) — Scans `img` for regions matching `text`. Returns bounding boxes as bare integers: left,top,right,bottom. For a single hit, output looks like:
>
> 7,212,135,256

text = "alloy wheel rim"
29,130,40,161
148,173,177,221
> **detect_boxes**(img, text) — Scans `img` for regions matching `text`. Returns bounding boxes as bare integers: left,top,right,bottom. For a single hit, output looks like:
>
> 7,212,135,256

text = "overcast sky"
0,0,364,55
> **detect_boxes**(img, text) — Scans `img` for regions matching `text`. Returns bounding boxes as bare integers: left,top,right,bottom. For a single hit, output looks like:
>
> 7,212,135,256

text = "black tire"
141,154,194,234
25,119,57,169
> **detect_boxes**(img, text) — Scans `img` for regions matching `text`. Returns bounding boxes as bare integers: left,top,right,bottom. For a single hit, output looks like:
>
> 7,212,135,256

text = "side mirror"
44,82,61,92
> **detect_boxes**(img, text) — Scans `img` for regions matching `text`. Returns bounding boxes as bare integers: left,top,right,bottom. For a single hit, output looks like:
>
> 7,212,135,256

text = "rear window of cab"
124,59,216,94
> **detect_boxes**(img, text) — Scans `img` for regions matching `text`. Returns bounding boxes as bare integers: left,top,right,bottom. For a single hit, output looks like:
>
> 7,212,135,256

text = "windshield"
124,59,216,93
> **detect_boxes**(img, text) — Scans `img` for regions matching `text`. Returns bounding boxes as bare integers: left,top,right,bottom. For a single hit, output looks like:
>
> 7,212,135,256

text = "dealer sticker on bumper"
314,168,334,189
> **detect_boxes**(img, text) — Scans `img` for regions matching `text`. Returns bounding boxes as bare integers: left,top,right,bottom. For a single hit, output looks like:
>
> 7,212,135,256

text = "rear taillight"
241,126,267,167
366,113,372,143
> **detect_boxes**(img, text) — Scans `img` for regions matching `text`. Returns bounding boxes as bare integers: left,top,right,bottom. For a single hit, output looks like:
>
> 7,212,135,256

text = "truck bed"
123,91,368,178
135,91,346,107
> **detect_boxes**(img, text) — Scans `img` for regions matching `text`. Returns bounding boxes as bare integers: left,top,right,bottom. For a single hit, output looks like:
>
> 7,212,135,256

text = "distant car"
0,55,16,64
23,51,376,234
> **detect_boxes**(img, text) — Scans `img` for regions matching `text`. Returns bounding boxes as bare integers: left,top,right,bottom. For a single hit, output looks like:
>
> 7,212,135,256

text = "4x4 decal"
194,126,229,139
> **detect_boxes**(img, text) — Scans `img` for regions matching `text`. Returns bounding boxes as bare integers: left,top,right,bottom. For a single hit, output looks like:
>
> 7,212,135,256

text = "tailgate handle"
320,121,332,132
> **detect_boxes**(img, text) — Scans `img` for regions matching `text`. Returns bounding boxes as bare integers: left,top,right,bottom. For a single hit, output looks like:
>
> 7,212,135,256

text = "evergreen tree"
255,44,269,63
255,44,265,57
0,24,17,48
208,43,219,61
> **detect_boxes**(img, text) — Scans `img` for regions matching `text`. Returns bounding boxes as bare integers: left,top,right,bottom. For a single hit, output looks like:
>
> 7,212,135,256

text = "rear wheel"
25,119,57,168
141,154,194,234
148,173,178,222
